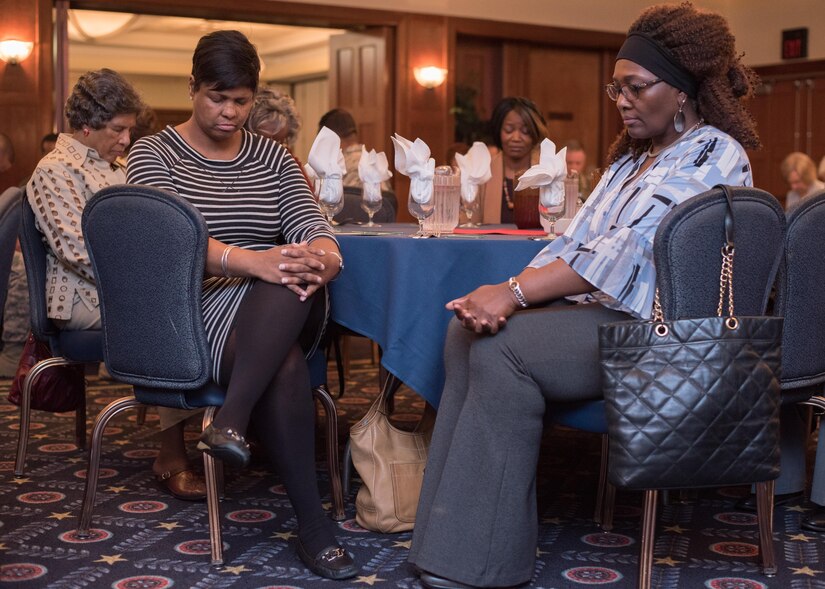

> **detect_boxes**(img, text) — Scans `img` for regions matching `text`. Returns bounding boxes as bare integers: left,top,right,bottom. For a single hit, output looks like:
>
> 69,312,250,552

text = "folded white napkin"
391,134,435,204
515,138,567,207
358,147,392,202
454,141,492,203
307,126,346,203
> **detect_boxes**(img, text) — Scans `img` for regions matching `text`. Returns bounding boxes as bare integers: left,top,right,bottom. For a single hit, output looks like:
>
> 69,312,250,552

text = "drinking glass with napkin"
358,146,393,203
391,134,435,204
454,141,492,204
307,126,347,204
514,138,567,207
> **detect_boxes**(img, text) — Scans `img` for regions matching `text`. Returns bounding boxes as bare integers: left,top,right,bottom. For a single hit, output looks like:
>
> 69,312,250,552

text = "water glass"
422,166,461,237
460,183,484,227
315,176,344,228
361,181,383,227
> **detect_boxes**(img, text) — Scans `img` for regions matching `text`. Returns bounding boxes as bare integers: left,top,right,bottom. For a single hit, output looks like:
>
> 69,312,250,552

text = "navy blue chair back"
655,186,785,319
19,195,57,344
0,186,23,316
83,184,220,408
774,191,825,389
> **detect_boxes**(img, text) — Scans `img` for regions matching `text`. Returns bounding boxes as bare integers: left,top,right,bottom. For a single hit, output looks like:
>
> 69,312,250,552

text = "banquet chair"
546,186,786,589
75,184,344,566
0,186,23,313
775,192,825,496
14,195,103,477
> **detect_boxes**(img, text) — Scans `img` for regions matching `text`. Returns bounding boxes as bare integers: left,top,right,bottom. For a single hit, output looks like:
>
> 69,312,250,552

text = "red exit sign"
782,28,808,60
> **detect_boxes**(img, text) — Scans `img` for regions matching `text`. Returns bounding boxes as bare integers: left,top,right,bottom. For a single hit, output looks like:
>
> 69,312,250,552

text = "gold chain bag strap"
350,383,435,533
600,185,783,490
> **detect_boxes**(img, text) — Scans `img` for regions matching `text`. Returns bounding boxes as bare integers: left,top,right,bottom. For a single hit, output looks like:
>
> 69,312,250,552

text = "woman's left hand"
279,241,340,301
446,283,519,334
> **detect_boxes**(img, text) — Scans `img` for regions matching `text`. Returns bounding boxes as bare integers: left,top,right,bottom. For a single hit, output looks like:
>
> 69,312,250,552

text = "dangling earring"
82,128,90,137
673,98,686,133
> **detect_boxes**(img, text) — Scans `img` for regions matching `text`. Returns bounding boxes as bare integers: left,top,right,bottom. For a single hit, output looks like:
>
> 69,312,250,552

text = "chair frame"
14,195,95,477
74,185,345,566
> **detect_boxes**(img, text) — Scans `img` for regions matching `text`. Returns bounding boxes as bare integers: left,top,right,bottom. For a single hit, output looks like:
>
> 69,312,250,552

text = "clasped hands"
446,282,519,335
262,241,338,302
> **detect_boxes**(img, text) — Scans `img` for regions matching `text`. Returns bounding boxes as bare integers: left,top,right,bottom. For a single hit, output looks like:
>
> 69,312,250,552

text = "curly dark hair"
607,2,760,163
64,69,144,131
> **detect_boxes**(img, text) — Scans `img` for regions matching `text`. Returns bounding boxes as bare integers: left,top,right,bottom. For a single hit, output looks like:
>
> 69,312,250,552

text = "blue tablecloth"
329,224,547,406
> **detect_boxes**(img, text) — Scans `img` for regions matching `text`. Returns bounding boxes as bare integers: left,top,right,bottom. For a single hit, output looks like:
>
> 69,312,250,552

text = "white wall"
285,0,824,65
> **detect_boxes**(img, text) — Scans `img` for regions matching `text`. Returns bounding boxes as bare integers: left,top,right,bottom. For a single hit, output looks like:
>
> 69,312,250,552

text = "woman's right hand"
251,242,328,299
446,283,519,335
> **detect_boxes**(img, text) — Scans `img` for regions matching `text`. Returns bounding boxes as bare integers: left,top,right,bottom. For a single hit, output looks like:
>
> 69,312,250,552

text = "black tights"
217,281,335,555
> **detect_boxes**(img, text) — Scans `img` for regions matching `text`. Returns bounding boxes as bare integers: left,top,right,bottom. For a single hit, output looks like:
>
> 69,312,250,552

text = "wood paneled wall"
0,0,54,188
1,0,625,221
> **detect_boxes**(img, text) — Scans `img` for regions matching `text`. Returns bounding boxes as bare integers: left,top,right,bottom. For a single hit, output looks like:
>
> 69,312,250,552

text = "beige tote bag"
350,386,434,533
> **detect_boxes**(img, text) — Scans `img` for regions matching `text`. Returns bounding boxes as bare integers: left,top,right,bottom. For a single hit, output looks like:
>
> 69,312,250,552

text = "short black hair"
489,97,547,150
318,108,357,138
191,30,260,92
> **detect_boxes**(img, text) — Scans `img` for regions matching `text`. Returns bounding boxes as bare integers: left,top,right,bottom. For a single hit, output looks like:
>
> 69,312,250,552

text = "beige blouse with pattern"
26,133,124,321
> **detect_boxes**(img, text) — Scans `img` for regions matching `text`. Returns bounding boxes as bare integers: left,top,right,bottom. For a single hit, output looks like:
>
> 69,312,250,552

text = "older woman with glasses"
408,3,759,588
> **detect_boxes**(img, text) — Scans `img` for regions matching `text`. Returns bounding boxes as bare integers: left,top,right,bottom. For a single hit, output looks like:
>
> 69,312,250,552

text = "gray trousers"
408,302,629,587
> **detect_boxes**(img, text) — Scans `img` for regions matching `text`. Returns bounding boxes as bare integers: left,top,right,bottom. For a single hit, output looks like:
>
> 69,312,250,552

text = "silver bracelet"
508,277,529,308
327,250,344,280
220,245,236,277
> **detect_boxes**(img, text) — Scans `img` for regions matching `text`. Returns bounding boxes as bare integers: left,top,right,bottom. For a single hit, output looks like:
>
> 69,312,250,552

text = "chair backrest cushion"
82,184,211,390
0,186,23,317
654,186,785,319
774,191,825,387
19,193,57,342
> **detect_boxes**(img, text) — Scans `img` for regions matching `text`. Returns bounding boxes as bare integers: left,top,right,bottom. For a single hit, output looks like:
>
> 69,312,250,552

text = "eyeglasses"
605,78,663,102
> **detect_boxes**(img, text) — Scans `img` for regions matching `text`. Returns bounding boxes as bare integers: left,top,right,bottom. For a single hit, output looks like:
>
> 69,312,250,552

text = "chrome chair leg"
601,482,616,532
14,357,74,477
313,385,346,521
638,489,658,589
755,480,777,576
594,434,608,525
76,396,142,534
201,406,224,566
75,395,87,450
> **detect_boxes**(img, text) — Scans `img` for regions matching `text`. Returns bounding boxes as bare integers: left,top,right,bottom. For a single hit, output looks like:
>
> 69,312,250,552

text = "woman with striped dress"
127,30,355,580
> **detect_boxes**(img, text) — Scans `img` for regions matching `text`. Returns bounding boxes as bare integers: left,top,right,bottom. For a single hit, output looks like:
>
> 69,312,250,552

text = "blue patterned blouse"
528,125,753,319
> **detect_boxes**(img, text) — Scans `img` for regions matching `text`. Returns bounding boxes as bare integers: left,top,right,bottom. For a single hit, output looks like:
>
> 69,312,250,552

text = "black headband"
616,32,698,99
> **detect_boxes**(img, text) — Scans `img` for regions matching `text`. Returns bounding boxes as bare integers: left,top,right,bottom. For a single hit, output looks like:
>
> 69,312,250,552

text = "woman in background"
245,86,302,147
127,30,355,580
26,69,206,502
781,151,823,210
479,97,548,224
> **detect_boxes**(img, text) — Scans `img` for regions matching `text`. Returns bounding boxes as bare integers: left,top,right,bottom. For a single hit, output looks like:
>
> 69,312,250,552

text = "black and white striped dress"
127,127,336,381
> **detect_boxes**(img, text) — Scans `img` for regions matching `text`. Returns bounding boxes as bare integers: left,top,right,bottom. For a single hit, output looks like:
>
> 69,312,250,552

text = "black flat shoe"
801,505,825,533
735,490,804,512
296,538,358,580
420,571,478,589
196,424,251,468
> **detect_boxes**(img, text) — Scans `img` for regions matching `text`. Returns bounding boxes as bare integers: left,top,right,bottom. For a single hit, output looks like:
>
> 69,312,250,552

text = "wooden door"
328,29,394,156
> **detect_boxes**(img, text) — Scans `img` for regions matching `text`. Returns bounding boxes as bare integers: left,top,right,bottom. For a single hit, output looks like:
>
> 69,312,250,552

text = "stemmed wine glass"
459,184,482,228
538,200,565,240
408,188,435,238
315,176,344,230
360,181,383,227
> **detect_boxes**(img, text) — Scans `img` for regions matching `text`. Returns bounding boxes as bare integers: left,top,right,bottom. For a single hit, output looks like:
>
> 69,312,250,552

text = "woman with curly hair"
245,86,302,148
408,4,758,588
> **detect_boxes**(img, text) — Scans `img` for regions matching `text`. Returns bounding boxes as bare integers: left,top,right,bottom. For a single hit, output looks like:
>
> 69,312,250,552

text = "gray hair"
65,68,144,131
245,86,302,147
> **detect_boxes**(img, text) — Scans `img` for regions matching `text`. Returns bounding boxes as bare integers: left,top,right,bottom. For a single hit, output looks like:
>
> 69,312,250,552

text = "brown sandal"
155,468,207,501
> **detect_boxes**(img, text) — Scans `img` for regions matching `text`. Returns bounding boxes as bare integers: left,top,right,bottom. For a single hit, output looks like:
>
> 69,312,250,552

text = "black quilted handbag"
599,186,782,491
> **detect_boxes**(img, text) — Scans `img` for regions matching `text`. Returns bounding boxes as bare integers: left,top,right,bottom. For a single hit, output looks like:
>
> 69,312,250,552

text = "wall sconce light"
414,66,448,89
0,39,33,65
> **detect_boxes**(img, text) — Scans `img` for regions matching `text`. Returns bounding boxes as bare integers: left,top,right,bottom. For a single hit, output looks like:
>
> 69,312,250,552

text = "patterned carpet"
2,346,825,589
